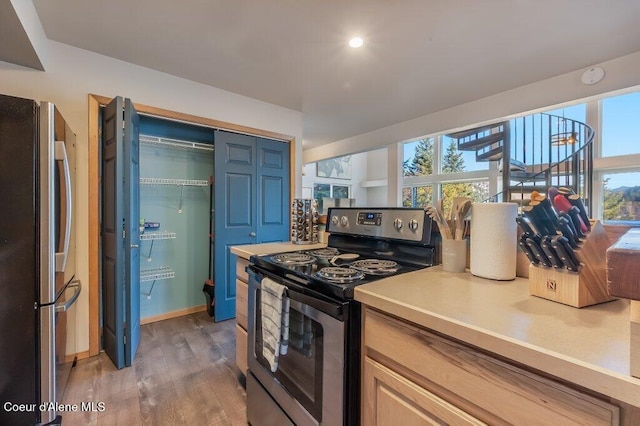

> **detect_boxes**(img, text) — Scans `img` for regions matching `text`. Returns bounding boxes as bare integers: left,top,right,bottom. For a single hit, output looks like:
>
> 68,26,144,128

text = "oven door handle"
249,266,344,320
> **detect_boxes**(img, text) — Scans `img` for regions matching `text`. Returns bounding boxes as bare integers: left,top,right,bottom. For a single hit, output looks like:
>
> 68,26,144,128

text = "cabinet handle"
249,232,256,237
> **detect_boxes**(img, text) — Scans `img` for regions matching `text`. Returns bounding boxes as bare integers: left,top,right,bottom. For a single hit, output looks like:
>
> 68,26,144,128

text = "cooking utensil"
551,235,581,272
425,205,452,239
556,216,580,249
526,237,552,267
566,207,587,238
554,194,588,233
540,235,563,269
522,205,554,236
454,200,472,240
519,234,539,265
567,194,591,232
557,212,580,242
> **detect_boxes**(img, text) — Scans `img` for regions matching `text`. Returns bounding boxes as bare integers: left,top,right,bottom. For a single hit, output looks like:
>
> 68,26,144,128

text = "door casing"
88,93,296,357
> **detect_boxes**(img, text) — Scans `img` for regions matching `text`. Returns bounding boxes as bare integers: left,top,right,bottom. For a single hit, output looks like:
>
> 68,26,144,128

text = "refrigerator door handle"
55,280,81,312
54,140,72,272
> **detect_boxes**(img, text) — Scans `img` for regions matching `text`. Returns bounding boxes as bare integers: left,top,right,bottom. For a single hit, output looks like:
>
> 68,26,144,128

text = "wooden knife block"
528,220,614,308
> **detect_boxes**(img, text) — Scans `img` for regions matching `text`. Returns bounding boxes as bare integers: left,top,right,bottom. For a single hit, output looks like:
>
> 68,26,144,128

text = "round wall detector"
581,67,605,85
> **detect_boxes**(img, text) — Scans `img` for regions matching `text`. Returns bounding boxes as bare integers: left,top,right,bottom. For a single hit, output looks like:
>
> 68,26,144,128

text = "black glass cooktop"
250,245,434,300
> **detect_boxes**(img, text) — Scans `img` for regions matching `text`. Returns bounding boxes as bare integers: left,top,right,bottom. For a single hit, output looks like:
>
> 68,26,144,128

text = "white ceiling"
31,0,640,149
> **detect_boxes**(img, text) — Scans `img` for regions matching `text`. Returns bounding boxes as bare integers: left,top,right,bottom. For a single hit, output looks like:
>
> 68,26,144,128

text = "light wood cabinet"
362,307,620,425
235,257,250,374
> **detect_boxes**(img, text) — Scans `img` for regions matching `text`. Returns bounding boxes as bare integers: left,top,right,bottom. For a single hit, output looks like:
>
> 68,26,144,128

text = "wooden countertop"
230,241,327,260
355,266,640,407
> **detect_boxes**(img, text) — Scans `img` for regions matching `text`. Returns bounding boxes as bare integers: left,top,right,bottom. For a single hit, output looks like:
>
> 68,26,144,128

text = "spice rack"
291,198,319,244
528,220,614,308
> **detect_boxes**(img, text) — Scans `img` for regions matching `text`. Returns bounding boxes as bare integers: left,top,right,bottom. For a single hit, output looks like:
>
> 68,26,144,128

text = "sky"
403,92,640,190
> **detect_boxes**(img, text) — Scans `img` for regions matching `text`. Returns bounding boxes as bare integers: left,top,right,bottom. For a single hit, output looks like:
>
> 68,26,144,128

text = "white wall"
365,147,389,207
0,41,303,354
303,50,640,163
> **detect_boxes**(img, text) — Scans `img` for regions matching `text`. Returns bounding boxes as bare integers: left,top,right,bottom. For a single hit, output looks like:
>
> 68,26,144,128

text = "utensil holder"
291,198,319,244
442,239,467,273
528,220,614,308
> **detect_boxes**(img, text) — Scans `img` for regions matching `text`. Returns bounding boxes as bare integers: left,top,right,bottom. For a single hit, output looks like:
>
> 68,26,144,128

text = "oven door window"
255,289,323,421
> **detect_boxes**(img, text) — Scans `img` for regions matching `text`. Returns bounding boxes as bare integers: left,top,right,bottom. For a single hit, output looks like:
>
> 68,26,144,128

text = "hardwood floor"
61,313,247,425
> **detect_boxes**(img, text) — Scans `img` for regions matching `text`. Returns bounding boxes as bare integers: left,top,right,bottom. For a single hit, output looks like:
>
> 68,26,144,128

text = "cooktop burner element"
316,267,365,283
350,259,398,275
272,253,316,265
305,248,340,259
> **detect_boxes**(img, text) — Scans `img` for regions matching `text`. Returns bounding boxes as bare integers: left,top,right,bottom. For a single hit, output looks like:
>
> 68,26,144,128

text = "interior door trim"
87,94,296,356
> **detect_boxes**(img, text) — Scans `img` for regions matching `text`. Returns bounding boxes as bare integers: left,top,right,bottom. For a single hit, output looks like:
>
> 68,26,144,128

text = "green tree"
603,178,626,220
441,139,473,216
409,138,434,176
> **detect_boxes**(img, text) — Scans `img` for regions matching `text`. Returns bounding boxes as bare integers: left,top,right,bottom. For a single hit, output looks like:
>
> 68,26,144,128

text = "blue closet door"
102,97,140,369
214,131,257,321
256,137,290,243
213,132,290,321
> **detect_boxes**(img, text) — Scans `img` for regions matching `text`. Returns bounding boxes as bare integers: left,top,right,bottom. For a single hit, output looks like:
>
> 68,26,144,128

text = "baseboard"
141,304,207,325
64,349,90,364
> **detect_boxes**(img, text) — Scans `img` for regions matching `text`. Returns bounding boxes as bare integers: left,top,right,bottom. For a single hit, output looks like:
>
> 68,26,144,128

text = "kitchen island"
356,266,640,425
230,241,326,374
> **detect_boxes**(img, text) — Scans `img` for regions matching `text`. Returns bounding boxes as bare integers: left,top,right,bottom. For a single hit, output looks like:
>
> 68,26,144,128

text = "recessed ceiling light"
349,37,364,48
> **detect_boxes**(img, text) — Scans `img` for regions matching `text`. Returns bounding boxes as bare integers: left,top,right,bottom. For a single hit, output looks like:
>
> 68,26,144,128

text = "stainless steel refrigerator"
0,94,79,425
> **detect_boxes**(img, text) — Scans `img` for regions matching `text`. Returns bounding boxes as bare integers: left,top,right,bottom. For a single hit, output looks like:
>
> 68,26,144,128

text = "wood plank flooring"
61,313,247,425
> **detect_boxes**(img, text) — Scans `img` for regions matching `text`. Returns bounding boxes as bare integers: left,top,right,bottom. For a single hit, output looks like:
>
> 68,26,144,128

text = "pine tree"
440,139,473,216
410,138,434,176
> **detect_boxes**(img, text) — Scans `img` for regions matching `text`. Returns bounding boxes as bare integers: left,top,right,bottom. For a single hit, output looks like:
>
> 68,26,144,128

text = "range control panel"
326,208,432,244
357,212,382,226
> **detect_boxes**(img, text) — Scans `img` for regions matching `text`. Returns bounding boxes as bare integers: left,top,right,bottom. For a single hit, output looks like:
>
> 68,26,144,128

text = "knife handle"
541,236,564,269
556,216,580,249
567,206,588,235
557,212,581,244
567,194,591,232
529,200,558,235
516,216,535,236
551,235,581,273
522,205,554,236
526,237,552,267
519,234,540,265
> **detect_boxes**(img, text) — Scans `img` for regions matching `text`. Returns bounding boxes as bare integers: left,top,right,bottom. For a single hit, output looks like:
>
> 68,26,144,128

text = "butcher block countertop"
355,266,640,407
230,241,326,260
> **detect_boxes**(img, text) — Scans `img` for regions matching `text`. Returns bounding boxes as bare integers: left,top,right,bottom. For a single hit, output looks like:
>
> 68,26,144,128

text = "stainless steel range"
247,207,434,425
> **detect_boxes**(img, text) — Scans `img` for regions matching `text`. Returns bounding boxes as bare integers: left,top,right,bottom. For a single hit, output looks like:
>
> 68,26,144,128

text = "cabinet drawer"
236,257,249,283
236,279,248,330
235,324,248,375
364,308,619,426
363,356,485,426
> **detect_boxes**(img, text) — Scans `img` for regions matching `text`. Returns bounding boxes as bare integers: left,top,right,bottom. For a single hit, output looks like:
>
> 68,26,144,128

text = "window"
602,172,640,222
404,138,434,176
313,183,351,213
602,92,640,157
441,181,489,217
402,185,433,207
441,135,488,173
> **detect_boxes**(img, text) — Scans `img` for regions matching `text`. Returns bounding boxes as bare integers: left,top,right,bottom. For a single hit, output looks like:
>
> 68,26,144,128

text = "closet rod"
140,134,214,152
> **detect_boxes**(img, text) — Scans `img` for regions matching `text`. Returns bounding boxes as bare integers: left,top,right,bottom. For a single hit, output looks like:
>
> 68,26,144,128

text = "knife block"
528,220,615,308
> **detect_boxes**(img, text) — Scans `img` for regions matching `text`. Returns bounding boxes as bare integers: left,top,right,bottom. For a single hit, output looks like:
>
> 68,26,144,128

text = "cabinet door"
256,137,289,243
214,130,257,321
363,357,486,426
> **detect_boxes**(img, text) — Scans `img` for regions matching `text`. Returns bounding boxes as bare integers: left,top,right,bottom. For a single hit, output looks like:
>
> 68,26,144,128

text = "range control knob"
331,215,339,225
393,218,403,230
408,219,419,232
340,216,349,226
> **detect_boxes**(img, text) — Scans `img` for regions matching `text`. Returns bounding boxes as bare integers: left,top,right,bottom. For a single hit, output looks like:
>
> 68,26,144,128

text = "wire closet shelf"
139,134,214,152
